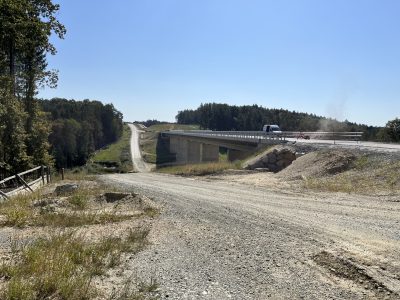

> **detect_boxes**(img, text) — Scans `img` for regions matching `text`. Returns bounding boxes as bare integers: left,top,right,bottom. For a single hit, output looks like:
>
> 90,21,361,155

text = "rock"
33,198,62,207
276,159,291,168
267,164,279,173
54,184,79,196
267,153,277,163
254,168,270,172
242,146,296,172
261,156,270,164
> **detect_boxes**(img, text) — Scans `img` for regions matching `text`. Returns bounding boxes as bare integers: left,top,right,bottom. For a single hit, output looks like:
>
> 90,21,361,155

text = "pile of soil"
278,149,357,180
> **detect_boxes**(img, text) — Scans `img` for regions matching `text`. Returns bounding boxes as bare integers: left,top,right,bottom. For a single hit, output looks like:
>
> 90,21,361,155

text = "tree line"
41,98,123,169
0,0,65,173
176,103,398,141
0,1,124,174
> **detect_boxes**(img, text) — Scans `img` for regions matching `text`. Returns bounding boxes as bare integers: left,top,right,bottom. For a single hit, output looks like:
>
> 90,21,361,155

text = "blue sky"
39,0,400,126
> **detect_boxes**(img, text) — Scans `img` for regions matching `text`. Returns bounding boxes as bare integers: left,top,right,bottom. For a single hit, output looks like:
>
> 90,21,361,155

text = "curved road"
106,125,400,299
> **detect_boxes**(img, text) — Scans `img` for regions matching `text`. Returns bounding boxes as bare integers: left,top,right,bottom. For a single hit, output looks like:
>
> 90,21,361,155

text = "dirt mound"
278,150,357,180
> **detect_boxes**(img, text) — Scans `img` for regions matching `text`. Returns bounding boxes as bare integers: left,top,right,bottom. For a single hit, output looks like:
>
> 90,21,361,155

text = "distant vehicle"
262,124,282,135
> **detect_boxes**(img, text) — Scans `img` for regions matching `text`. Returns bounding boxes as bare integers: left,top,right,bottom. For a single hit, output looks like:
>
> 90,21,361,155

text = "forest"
176,103,396,141
41,98,123,169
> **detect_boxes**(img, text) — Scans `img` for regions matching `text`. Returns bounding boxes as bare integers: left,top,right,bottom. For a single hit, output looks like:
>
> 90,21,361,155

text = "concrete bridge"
159,130,365,165
161,130,284,164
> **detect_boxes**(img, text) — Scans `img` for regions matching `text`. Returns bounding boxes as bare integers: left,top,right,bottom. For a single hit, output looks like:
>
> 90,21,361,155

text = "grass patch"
0,192,42,228
89,124,133,173
0,229,149,300
157,161,241,176
0,186,134,228
140,123,199,164
68,188,90,210
36,212,133,228
302,156,400,195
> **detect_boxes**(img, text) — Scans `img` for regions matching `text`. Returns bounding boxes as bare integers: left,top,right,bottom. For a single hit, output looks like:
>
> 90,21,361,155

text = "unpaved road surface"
128,123,151,172
105,172,400,299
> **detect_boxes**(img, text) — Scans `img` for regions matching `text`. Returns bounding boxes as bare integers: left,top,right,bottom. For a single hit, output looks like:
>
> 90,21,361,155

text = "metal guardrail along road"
163,130,363,144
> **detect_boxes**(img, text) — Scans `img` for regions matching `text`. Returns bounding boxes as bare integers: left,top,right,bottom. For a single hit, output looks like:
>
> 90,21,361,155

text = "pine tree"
0,0,65,172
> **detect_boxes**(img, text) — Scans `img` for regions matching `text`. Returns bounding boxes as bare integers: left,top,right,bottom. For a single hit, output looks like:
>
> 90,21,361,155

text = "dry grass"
36,212,133,228
0,192,40,228
0,186,135,228
302,155,400,195
0,176,159,299
0,229,150,300
68,187,90,210
157,161,241,176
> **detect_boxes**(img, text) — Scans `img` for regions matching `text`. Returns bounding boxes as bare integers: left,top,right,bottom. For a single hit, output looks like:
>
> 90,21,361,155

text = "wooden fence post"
16,174,33,192
46,166,50,183
41,166,45,185
61,168,65,180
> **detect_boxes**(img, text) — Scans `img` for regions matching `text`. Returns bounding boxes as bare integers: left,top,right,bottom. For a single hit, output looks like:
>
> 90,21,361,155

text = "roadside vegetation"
88,124,133,173
0,229,151,300
302,154,400,195
275,150,400,195
158,161,242,176
0,176,160,299
140,123,199,164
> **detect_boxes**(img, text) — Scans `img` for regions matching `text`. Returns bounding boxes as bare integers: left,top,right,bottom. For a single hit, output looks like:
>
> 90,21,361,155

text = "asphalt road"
286,138,400,153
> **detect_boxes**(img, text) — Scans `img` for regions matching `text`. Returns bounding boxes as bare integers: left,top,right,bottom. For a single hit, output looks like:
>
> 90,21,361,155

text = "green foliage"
90,124,132,173
0,0,65,173
42,98,124,169
384,118,400,142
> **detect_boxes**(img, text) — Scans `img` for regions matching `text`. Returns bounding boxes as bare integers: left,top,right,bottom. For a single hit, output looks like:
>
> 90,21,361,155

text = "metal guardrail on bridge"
163,130,363,144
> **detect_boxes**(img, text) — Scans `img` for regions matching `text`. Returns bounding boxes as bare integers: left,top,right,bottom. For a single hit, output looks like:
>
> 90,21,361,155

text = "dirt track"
105,172,400,299
128,123,151,172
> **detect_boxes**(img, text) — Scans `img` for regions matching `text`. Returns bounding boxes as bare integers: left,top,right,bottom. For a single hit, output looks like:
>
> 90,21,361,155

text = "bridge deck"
163,130,363,144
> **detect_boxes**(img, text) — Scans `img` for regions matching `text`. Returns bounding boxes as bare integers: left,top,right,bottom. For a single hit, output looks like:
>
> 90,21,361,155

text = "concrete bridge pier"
227,149,250,162
169,136,219,164
200,144,219,162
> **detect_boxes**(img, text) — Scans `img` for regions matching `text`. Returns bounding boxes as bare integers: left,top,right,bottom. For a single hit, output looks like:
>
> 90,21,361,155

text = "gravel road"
104,172,400,299
128,123,151,172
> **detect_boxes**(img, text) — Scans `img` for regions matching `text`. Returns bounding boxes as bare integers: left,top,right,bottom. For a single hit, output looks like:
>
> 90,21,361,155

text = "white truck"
262,124,282,135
